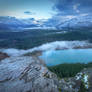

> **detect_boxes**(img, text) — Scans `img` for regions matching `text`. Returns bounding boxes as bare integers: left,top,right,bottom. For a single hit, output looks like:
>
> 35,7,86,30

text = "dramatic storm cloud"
53,0,92,15
0,0,92,29
0,0,91,19
43,0,92,29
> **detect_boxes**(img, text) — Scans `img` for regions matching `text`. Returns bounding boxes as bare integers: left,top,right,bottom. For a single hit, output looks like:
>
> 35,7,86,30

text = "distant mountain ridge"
0,15,92,31
0,16,40,30
56,15,92,30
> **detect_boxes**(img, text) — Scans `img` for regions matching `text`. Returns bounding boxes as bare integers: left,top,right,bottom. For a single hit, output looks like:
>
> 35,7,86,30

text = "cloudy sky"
0,0,55,19
0,0,91,20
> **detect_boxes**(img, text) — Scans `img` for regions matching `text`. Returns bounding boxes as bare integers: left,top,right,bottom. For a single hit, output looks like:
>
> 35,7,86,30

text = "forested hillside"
0,29,92,49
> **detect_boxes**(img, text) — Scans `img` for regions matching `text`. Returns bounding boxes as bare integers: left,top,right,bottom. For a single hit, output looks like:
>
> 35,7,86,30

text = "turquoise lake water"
39,49,92,66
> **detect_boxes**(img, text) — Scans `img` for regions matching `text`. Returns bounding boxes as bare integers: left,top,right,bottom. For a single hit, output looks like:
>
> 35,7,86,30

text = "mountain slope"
56,15,92,30
0,16,40,30
0,50,92,92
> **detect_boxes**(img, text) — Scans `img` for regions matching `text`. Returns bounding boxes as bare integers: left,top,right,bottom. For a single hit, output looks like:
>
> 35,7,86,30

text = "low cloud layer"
1,41,91,57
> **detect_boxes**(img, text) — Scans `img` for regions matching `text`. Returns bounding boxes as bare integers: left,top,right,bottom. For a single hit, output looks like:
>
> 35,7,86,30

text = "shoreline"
23,46,92,67
1,40,92,64
1,46,92,65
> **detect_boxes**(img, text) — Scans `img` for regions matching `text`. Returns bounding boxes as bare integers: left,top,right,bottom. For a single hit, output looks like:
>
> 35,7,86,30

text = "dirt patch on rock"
0,52,9,61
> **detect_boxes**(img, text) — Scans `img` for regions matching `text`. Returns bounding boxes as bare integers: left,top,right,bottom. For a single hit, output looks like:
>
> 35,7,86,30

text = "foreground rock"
0,56,58,92
0,52,92,92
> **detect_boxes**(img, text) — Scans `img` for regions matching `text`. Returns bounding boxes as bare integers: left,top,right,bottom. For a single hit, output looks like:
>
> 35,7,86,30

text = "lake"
39,49,92,66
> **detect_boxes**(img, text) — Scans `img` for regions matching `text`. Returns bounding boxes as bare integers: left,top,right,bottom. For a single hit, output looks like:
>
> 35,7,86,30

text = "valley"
1,0,92,91
0,31,92,92
1,29,92,49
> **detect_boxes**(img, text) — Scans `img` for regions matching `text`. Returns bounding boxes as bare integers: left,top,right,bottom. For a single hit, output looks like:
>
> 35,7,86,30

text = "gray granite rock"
0,56,58,92
0,53,92,92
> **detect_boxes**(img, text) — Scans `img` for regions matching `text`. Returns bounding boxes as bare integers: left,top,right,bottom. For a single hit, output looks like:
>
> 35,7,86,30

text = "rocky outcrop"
0,52,92,92
0,56,58,92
